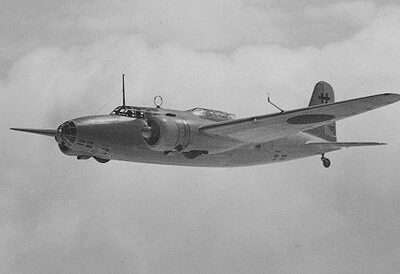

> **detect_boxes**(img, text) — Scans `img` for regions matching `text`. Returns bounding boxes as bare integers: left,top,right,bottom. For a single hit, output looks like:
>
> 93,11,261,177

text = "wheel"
94,157,110,163
322,158,331,168
77,155,91,160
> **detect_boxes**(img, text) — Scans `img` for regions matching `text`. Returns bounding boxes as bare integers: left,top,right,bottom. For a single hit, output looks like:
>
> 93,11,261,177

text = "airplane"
11,75,400,168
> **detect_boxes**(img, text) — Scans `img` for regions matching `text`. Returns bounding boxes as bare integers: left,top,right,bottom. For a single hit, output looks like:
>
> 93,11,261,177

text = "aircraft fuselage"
13,80,399,168
55,107,334,167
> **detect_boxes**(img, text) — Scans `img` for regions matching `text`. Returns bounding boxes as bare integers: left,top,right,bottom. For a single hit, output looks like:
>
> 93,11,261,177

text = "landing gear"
77,155,91,160
321,154,331,168
94,157,110,163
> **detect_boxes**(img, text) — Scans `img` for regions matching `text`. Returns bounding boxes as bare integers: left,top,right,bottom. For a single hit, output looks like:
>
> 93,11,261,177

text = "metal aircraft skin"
11,80,400,168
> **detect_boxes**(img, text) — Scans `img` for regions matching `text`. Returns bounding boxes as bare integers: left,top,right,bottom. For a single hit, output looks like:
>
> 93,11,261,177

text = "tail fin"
305,81,337,141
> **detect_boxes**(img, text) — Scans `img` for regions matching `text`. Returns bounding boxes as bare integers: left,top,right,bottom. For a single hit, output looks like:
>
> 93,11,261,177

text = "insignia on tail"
305,81,337,142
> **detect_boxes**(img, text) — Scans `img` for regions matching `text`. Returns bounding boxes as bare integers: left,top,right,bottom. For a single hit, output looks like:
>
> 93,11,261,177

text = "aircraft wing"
199,93,400,143
10,128,57,137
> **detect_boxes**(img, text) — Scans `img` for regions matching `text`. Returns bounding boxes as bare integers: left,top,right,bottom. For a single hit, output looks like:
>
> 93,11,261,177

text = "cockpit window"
189,108,235,122
111,106,145,118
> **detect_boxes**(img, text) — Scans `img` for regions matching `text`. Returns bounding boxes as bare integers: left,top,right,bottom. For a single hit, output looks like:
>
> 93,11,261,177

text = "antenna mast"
267,96,284,113
122,73,126,108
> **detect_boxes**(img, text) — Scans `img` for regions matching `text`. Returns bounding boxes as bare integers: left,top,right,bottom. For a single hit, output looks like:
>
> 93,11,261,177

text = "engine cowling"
142,116,192,152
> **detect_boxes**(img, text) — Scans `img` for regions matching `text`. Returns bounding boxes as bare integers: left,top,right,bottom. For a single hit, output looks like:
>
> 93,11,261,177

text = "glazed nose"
56,121,77,145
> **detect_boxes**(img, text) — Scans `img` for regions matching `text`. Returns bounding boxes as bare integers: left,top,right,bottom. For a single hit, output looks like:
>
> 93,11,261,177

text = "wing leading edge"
200,93,400,143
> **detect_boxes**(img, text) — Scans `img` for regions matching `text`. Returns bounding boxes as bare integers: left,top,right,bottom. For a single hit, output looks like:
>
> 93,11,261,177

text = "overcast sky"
1,1,400,273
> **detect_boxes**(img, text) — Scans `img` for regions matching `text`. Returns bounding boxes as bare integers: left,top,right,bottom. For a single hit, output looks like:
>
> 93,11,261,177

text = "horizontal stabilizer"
10,128,57,137
305,142,386,150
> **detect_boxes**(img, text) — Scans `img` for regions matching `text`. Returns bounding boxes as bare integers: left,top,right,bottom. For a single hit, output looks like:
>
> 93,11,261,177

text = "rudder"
309,81,335,105
305,81,337,141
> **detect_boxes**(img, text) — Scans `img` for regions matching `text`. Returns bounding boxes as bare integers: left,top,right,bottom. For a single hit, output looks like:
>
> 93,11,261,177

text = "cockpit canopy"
188,108,236,122
111,105,236,122
111,106,152,118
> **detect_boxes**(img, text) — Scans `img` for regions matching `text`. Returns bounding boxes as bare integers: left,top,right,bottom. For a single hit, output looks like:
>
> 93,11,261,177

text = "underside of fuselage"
81,131,337,167
108,143,336,167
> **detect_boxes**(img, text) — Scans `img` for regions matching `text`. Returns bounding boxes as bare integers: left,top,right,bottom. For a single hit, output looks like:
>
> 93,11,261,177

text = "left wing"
200,93,400,143
10,128,57,137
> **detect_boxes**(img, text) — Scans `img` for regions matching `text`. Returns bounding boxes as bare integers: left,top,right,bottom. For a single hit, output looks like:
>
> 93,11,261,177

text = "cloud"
65,0,380,50
304,1,377,26
0,0,383,63
1,2,400,274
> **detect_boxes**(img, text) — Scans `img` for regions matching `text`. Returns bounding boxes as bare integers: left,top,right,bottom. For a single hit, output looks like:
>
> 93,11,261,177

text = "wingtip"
10,128,57,137
383,93,400,102
361,142,387,146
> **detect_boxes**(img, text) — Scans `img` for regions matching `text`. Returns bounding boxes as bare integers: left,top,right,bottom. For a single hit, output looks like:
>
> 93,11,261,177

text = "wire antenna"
267,96,284,113
122,73,126,108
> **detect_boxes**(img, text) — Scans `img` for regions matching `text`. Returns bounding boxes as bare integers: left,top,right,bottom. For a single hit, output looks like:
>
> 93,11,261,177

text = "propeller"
140,119,160,146
141,122,153,139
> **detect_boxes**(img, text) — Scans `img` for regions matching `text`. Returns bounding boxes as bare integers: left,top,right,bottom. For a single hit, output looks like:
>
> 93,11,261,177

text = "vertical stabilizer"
122,73,126,108
306,81,337,141
309,81,335,105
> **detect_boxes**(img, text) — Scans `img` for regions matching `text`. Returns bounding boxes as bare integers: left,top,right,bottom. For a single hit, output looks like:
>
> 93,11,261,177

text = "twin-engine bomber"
11,76,400,168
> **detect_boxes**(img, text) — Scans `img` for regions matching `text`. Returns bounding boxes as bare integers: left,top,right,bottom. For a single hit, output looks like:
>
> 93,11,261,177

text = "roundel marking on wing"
286,114,335,124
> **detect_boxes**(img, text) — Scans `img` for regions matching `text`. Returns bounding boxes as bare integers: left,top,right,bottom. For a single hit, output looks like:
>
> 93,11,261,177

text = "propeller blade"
10,128,57,137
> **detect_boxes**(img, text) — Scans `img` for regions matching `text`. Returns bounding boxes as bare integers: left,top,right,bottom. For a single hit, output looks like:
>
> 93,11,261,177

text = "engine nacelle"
142,116,192,152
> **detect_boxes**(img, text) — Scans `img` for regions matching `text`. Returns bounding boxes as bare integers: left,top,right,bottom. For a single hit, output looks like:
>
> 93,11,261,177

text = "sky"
1,0,400,273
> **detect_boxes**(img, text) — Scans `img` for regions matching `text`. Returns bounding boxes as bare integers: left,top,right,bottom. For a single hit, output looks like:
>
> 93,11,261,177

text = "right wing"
200,93,400,143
